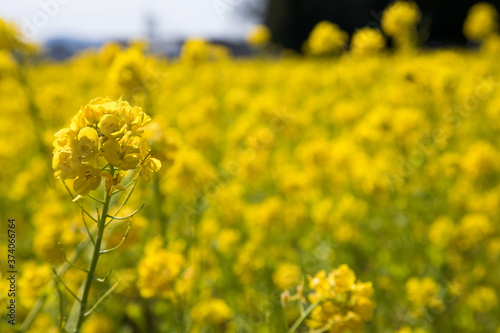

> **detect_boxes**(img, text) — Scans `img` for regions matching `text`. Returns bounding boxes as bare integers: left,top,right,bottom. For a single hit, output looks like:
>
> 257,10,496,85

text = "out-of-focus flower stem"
14,52,47,157
18,297,45,332
153,173,167,238
19,237,93,332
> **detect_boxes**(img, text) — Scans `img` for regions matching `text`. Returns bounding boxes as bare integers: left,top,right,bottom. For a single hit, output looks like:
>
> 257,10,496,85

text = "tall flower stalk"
73,166,112,332
50,97,161,332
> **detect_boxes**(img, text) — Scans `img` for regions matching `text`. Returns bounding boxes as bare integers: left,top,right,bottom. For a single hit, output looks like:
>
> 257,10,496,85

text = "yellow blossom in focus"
102,138,140,170
51,97,161,196
99,114,125,139
73,164,101,196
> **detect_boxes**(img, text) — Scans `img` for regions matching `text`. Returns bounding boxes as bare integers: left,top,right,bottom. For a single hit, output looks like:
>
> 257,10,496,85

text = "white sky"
0,0,259,42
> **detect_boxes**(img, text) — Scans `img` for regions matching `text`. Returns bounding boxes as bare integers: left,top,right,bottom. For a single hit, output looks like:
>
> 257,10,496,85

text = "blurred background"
2,0,500,59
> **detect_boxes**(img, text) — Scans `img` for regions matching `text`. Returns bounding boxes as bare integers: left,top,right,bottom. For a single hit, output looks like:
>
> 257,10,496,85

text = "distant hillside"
43,38,253,60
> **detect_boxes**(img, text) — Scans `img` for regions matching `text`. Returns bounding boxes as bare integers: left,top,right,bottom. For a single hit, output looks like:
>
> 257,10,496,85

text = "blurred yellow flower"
351,27,386,55
81,314,115,333
463,2,499,41
467,286,498,313
382,1,421,36
247,24,271,48
273,263,301,290
137,241,185,299
304,265,374,332
406,277,443,310
305,21,348,56
190,298,233,326
428,216,456,248
382,1,421,49
18,262,52,308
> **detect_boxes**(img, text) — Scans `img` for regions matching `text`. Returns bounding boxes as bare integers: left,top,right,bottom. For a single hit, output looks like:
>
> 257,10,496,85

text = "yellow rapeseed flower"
247,25,271,48
304,265,375,332
305,21,348,56
463,2,499,41
137,240,185,299
351,27,386,55
52,97,160,196
406,277,443,310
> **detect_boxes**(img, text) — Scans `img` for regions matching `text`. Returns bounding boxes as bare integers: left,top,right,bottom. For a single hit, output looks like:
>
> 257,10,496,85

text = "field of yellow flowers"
1,1,500,332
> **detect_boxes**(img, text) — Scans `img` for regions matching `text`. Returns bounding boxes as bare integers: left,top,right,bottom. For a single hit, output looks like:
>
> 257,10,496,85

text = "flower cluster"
190,298,233,329
137,239,187,300
107,45,158,103
381,0,421,49
18,262,52,308
0,18,37,54
463,2,499,41
282,265,375,333
406,277,443,316
273,263,302,290
52,97,161,196
381,1,421,36
304,21,348,56
467,286,498,313
246,24,272,48
0,18,21,51
351,27,386,56
180,38,230,65
305,265,375,332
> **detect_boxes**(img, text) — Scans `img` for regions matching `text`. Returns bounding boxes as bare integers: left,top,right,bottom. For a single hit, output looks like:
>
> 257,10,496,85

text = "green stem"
288,302,319,333
19,238,93,332
153,173,166,238
73,168,114,332
18,297,45,332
